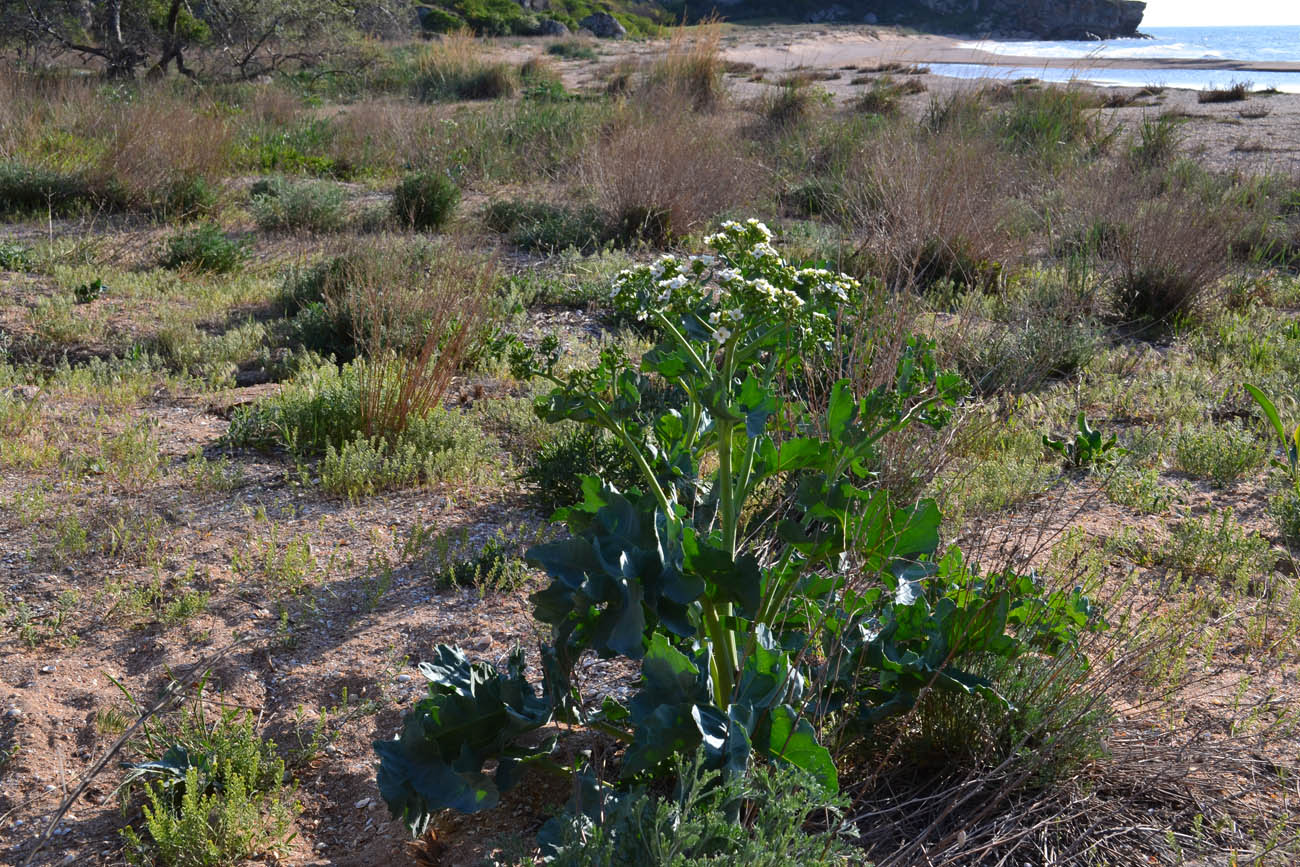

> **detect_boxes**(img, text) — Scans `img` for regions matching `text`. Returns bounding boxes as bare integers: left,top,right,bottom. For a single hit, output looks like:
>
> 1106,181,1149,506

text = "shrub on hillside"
392,170,460,231
250,176,346,232
161,224,248,273
484,199,611,252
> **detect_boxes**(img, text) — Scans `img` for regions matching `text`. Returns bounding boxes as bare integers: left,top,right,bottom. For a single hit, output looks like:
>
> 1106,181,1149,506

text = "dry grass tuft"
584,101,760,245
642,21,727,111
844,128,1023,292
323,237,495,439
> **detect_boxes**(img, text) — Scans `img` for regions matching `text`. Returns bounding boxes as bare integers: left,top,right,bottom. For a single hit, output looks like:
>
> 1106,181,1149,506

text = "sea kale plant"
374,220,1101,841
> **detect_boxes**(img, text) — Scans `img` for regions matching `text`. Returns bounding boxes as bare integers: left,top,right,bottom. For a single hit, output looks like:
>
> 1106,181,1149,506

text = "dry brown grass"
844,127,1024,292
1063,162,1243,325
327,99,442,175
0,72,233,213
641,21,727,111
92,94,234,209
584,100,761,244
321,237,495,439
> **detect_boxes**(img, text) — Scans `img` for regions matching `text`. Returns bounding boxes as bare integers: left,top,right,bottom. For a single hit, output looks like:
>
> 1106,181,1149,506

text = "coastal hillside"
416,0,1147,40
692,0,1147,38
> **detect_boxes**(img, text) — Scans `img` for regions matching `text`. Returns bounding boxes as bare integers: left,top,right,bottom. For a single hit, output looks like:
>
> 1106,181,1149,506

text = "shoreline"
719,30,1300,75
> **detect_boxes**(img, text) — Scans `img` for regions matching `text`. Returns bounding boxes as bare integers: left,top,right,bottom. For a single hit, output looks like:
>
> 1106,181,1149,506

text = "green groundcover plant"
373,220,1101,849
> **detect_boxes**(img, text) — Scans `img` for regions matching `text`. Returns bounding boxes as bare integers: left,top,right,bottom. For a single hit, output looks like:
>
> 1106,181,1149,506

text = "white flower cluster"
607,218,859,347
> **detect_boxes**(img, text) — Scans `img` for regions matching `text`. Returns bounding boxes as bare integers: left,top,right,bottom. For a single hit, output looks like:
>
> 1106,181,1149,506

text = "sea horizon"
942,24,1300,91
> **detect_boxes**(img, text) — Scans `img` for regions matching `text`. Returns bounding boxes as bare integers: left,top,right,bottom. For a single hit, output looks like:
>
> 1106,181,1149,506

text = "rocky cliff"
699,0,1146,39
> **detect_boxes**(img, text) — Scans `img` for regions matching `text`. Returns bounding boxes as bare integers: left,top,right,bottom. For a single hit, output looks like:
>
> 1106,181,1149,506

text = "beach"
666,25,1300,176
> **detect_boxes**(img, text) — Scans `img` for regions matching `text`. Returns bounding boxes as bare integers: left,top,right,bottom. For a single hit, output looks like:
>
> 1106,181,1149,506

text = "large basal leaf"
623,634,710,777
766,705,838,794
374,646,552,835
528,485,707,671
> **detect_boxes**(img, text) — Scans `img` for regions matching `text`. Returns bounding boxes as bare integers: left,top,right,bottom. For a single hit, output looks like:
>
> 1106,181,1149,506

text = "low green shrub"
158,174,219,219
541,755,854,865
153,320,268,385
418,0,542,36
1172,421,1265,486
320,408,496,498
417,5,464,32
427,528,530,594
546,40,598,61
484,199,611,253
522,426,641,514
246,118,349,179
0,242,31,270
1162,508,1272,589
161,224,248,273
1268,485,1300,546
119,706,298,867
392,170,460,231
224,360,364,455
250,176,346,232
286,301,356,361
0,161,101,217
226,360,496,497
947,314,1101,395
1105,465,1180,514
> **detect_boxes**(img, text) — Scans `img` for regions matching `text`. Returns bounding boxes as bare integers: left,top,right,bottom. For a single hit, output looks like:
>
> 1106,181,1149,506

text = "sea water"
941,25,1300,92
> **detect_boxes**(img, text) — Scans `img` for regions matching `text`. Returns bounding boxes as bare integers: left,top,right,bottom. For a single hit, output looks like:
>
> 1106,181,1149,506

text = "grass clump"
413,30,519,101
1198,81,1251,103
161,224,247,273
762,81,830,128
1172,421,1265,486
643,24,727,111
547,40,598,61
1129,115,1184,170
250,176,346,232
392,170,460,231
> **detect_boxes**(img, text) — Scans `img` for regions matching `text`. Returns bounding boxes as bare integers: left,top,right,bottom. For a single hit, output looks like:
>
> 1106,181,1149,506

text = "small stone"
354,797,372,809
395,674,411,684
4,708,21,719
39,665,55,674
